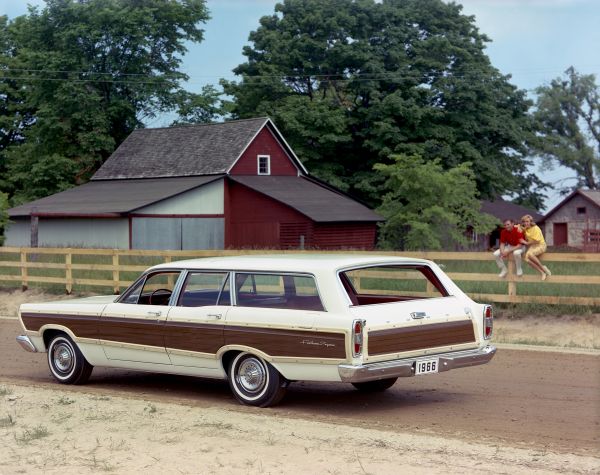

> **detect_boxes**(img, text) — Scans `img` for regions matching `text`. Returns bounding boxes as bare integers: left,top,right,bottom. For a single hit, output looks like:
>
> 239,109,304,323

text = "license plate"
415,358,439,375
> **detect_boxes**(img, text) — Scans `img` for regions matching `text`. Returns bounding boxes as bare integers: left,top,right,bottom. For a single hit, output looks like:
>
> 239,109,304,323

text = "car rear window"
340,265,448,306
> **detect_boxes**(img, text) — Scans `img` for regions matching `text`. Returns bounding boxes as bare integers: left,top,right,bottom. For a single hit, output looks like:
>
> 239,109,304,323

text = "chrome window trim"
336,263,450,307
216,272,231,306
118,268,183,306
174,269,232,307
117,273,147,304
169,270,189,306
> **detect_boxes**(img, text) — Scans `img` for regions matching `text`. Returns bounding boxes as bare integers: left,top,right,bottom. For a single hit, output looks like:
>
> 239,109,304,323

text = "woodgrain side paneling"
368,320,475,356
21,313,99,339
225,326,346,358
21,313,346,359
164,322,224,354
98,317,166,348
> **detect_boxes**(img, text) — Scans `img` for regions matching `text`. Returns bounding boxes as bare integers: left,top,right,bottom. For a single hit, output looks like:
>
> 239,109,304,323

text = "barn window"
577,206,586,215
257,155,270,175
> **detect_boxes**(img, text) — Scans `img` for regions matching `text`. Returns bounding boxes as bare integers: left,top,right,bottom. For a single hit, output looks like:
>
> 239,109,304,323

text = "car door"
224,273,344,360
100,270,181,364
164,271,229,370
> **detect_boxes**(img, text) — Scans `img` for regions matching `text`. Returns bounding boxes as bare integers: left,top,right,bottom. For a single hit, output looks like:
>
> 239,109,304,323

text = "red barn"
7,118,383,250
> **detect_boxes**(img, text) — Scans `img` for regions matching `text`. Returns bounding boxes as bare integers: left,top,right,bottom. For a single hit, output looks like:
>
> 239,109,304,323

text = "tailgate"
349,297,479,362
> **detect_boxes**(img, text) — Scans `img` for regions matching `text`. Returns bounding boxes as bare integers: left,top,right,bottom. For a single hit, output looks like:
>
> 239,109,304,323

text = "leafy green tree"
0,190,9,245
0,15,35,195
1,0,209,204
532,67,599,191
221,0,544,206
376,154,496,250
172,85,230,126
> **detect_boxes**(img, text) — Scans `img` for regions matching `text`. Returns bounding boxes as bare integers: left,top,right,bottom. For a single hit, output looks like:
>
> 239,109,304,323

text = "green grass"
440,259,600,299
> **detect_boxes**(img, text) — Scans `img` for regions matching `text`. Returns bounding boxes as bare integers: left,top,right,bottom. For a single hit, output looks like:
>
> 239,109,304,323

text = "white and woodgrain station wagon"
16,255,496,407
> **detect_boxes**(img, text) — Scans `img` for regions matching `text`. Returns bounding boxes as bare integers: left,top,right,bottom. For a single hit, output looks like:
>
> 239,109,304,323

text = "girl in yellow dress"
519,215,552,280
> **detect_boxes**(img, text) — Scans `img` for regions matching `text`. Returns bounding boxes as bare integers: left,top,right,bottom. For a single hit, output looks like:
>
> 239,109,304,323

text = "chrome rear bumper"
16,335,38,353
338,345,496,383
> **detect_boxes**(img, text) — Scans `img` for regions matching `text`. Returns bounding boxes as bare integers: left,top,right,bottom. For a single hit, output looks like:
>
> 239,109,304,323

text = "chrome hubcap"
236,357,266,393
53,343,74,373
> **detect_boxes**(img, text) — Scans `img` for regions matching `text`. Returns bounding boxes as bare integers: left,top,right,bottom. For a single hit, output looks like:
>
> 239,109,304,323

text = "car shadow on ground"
75,368,465,416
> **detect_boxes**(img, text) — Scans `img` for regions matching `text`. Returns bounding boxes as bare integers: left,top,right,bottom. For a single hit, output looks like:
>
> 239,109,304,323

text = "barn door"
131,217,224,250
553,223,568,246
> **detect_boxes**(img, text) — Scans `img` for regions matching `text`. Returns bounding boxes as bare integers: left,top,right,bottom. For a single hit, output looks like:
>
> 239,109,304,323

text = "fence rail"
1,246,599,306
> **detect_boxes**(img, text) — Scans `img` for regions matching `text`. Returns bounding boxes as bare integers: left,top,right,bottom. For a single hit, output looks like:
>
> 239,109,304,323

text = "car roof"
149,254,431,273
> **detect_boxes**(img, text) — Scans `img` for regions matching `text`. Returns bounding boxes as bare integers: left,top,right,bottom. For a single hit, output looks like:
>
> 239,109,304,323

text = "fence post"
65,252,72,295
507,259,516,299
112,251,120,294
354,271,362,294
426,280,435,296
164,255,173,288
20,249,28,291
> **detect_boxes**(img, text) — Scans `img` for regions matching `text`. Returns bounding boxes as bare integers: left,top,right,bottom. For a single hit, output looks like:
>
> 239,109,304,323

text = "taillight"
484,305,493,339
352,319,365,357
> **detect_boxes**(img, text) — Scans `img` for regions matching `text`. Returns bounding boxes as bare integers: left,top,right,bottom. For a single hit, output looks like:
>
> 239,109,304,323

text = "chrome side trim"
16,335,37,353
338,345,496,383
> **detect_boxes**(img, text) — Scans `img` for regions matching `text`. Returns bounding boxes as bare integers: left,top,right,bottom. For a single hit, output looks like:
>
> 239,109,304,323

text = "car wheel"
47,334,93,384
227,352,287,407
351,377,397,392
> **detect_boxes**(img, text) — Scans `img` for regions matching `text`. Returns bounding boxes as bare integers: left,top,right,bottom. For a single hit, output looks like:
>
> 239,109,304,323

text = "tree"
221,0,544,207
532,67,599,191
0,190,8,245
376,154,496,250
172,85,230,126
1,0,209,204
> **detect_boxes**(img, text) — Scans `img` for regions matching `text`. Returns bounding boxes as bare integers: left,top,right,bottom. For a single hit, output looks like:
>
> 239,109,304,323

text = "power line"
1,65,598,82
0,72,543,91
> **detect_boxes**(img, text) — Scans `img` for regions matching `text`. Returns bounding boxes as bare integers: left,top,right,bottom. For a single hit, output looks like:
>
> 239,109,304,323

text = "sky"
1,0,599,211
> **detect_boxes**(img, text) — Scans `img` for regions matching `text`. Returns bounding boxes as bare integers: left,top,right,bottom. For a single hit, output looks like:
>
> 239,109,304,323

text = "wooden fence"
0,246,599,306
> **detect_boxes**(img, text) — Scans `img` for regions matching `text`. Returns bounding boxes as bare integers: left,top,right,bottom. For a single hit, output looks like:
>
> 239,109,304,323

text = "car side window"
119,277,145,304
120,271,180,305
178,272,230,307
235,273,324,311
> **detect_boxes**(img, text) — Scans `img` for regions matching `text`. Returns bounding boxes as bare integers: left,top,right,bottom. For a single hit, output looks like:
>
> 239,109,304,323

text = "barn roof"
539,189,600,223
581,190,600,206
92,117,307,180
480,198,543,223
8,176,223,217
230,176,384,223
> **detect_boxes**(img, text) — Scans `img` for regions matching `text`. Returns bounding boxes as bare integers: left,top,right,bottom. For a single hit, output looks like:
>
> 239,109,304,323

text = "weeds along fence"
0,247,599,307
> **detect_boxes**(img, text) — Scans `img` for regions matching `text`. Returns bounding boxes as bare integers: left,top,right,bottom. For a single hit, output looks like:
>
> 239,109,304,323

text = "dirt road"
1,319,599,458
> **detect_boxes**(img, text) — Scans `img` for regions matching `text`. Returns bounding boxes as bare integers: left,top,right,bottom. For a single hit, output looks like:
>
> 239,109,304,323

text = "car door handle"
410,312,426,319
147,311,162,317
207,313,222,320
